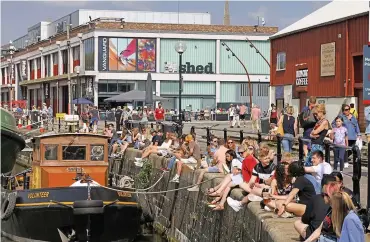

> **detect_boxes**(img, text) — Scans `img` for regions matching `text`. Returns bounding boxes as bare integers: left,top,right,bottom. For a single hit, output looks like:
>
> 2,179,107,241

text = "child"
331,116,348,172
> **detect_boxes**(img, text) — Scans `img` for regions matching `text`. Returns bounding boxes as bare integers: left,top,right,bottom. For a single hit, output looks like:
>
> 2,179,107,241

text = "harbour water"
2,234,166,241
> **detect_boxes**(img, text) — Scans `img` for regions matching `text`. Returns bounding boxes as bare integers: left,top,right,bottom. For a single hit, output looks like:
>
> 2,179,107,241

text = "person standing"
331,116,348,172
279,106,297,153
251,105,261,132
232,105,241,128
228,104,235,128
299,96,318,157
331,104,360,168
269,104,278,125
239,103,247,127
155,102,165,122
89,106,100,134
115,106,123,131
305,104,329,167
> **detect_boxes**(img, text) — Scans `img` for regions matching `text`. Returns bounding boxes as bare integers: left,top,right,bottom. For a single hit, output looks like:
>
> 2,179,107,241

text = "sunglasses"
238,152,244,155
228,141,234,144
212,140,218,143
344,108,350,111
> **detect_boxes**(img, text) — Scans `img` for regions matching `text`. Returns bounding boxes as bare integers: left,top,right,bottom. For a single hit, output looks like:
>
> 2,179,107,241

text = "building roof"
271,0,368,39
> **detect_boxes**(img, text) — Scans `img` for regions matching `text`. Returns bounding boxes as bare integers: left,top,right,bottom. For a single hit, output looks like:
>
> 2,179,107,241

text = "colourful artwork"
137,39,156,72
109,38,137,71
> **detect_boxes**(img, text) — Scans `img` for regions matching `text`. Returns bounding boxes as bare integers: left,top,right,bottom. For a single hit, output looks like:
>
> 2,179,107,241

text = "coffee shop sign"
296,69,308,86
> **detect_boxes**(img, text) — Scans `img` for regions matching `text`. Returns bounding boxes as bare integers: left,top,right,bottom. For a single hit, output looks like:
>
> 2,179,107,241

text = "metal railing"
190,125,364,212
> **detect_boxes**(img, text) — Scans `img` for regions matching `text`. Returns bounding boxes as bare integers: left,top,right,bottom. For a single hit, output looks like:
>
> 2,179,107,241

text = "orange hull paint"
40,166,108,188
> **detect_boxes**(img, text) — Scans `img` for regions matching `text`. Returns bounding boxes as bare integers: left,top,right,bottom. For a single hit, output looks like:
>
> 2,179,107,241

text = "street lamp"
8,40,16,110
221,42,253,108
245,37,270,67
174,41,187,129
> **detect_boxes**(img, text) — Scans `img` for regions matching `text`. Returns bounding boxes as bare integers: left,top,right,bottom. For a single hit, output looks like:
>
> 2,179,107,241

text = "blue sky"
0,1,330,45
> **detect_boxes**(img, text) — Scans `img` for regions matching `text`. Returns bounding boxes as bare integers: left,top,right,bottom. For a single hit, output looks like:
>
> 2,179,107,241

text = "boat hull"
1,186,142,242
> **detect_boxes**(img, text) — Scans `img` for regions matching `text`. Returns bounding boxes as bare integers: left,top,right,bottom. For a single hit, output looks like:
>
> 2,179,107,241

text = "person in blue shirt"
331,104,361,168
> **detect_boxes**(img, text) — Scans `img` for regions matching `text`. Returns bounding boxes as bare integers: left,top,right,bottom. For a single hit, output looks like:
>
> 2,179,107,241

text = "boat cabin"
30,133,109,189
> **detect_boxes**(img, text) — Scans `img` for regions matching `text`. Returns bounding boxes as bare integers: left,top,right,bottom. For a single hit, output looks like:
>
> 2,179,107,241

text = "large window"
62,50,68,74
84,38,94,71
257,83,269,96
62,146,86,160
44,144,58,160
52,52,58,65
98,80,135,93
44,55,50,77
73,46,80,61
277,52,286,71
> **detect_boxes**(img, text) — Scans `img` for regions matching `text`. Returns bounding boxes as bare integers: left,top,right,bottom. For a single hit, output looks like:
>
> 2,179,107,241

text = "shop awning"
104,90,169,102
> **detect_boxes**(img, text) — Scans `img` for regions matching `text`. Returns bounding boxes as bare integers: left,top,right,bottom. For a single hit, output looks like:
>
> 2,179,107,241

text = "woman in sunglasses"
304,186,364,242
331,104,361,168
305,104,329,167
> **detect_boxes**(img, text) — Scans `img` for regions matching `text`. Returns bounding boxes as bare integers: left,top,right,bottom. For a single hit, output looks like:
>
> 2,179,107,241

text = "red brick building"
269,1,369,130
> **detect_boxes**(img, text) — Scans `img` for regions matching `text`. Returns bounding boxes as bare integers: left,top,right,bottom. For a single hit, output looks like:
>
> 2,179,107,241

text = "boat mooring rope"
100,174,224,194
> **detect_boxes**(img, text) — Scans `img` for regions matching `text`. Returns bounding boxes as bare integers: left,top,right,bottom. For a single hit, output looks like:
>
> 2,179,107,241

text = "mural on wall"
137,39,156,72
99,37,156,72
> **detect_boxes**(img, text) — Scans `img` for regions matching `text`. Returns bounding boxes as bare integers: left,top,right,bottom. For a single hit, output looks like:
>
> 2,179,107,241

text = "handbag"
277,115,284,136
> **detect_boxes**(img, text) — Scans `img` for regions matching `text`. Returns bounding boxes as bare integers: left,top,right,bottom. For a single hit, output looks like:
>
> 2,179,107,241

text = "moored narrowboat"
1,133,142,242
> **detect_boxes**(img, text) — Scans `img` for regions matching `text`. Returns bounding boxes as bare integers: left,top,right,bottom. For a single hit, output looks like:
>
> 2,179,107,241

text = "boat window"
62,146,86,160
44,145,58,160
90,145,104,161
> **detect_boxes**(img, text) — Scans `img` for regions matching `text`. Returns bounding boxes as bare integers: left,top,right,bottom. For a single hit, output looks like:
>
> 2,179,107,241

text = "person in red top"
155,102,165,121
242,145,258,182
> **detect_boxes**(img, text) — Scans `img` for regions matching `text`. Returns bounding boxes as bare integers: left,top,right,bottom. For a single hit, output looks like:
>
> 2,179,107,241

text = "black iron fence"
189,125,365,214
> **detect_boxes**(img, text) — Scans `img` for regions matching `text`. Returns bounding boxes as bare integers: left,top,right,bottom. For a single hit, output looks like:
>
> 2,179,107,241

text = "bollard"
151,123,154,129
324,142,330,163
223,128,227,142
239,130,244,144
257,131,262,144
352,145,360,204
58,118,61,132
298,137,304,164
276,134,282,165
206,127,211,144
190,126,195,134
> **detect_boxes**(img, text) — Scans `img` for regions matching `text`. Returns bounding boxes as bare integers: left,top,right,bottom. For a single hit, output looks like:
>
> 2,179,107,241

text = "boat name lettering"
28,192,49,199
66,167,85,173
117,191,131,197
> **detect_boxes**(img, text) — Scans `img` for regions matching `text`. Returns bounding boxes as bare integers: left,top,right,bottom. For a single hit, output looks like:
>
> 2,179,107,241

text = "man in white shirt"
304,150,332,185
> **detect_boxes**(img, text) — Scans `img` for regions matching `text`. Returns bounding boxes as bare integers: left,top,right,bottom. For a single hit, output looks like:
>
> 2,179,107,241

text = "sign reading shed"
321,42,336,77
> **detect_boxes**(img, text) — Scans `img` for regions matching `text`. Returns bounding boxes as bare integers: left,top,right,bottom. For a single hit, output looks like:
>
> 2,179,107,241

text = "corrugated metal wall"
160,39,216,72
220,40,270,75
160,81,215,95
220,82,269,111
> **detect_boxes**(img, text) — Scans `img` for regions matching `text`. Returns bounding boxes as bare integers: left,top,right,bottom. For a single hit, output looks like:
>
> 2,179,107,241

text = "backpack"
299,107,316,129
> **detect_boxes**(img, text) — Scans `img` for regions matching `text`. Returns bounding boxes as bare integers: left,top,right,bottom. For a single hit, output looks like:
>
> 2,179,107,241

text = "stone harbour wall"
113,149,299,242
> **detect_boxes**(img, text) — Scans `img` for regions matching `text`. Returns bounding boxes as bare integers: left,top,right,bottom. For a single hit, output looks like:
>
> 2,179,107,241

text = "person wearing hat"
141,106,149,123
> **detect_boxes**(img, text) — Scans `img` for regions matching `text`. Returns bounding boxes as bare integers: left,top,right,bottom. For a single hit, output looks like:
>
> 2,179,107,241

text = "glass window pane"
108,82,117,92
98,83,107,92
62,146,86,160
90,145,104,161
45,144,58,160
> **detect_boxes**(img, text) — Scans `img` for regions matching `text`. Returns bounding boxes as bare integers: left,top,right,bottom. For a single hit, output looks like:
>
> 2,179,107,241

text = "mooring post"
223,128,227,142
276,134,282,165
239,130,244,144
352,145,361,204
298,137,304,164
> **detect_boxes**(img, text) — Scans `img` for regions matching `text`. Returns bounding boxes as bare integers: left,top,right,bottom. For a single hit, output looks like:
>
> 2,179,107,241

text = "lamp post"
245,37,270,67
8,41,16,110
221,42,253,108
174,41,187,128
